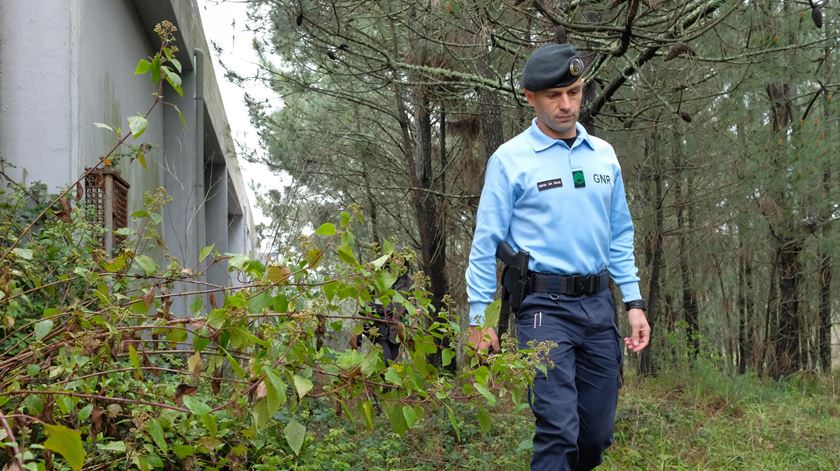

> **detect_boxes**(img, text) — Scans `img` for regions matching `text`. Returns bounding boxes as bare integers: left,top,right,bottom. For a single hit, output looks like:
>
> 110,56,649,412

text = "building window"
84,168,130,254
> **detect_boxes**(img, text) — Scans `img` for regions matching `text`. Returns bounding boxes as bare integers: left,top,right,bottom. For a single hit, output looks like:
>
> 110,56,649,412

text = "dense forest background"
238,0,838,378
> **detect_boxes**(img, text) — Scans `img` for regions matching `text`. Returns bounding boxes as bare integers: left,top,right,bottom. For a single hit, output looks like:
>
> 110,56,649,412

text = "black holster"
496,242,530,337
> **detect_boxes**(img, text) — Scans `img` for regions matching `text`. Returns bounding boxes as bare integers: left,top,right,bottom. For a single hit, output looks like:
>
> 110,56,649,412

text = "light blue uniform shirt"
466,120,641,324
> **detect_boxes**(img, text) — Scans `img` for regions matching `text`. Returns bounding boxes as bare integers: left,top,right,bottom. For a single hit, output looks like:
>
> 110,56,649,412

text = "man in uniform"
465,43,650,470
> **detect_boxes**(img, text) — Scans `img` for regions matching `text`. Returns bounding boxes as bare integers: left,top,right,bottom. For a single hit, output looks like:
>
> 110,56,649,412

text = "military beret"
522,43,586,91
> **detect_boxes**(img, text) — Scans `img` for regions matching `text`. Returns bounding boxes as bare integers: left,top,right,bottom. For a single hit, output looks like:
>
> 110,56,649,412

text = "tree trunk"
389,16,451,368
737,228,755,374
772,237,803,377
413,91,451,368
671,127,700,357
765,9,805,376
639,125,662,377
818,18,833,372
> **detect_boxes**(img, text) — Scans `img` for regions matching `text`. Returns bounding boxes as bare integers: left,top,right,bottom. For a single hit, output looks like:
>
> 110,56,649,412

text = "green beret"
522,43,585,91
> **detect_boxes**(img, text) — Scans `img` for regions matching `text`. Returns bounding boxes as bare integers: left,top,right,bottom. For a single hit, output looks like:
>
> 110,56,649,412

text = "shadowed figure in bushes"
351,261,412,363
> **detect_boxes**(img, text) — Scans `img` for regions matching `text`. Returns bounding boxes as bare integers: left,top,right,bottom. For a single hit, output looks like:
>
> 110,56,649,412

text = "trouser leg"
575,291,622,471
517,296,584,471
575,327,621,470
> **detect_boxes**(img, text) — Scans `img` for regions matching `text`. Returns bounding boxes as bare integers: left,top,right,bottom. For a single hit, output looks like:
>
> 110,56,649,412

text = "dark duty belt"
528,271,609,296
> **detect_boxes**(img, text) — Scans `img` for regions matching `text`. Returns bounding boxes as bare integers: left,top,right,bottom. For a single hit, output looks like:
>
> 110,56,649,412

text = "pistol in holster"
495,242,530,335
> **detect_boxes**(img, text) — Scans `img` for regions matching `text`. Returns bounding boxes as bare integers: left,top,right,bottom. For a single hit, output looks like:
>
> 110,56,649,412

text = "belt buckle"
573,276,587,295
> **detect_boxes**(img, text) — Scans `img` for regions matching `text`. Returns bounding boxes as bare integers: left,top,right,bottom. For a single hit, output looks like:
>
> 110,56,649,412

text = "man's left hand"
624,309,650,353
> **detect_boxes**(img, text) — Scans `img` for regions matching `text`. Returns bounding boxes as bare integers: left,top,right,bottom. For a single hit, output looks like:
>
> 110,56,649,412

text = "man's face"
525,78,584,139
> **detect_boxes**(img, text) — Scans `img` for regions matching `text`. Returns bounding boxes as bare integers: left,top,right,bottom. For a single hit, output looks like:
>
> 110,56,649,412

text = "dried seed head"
664,42,697,61
553,25,568,44
811,7,823,29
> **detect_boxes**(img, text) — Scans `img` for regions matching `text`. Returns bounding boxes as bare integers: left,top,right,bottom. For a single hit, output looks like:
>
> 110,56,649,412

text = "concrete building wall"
0,0,255,307
77,0,165,216
0,1,74,188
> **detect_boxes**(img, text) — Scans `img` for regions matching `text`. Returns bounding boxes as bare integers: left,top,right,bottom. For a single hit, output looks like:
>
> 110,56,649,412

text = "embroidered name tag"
537,178,563,191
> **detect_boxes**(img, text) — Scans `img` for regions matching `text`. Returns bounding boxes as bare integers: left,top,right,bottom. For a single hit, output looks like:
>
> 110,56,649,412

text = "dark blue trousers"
516,290,623,471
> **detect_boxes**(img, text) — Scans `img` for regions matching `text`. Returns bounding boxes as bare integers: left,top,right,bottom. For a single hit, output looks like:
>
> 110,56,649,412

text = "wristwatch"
624,299,647,311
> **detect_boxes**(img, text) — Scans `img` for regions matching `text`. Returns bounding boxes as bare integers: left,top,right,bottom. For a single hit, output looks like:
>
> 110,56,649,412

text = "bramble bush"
0,22,543,471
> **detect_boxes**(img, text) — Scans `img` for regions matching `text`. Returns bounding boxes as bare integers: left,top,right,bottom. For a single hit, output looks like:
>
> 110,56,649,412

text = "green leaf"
147,419,168,454
102,254,127,272
78,404,93,422
474,382,496,407
447,408,461,442
150,55,161,83
43,424,85,471
336,350,364,371
206,309,227,329
170,58,182,73
387,405,408,436
315,222,336,236
98,441,127,453
224,350,246,377
128,344,141,379
323,281,341,301
263,367,287,407
163,66,183,96
402,405,418,429
442,348,455,367
306,248,323,268
252,399,271,430
284,419,306,456
384,367,403,386
193,330,210,352
228,254,250,271
34,319,53,342
13,248,33,260
272,293,289,313
134,254,157,276
361,400,374,431
172,444,194,459
483,299,501,330
27,364,41,377
190,297,205,314
247,292,272,314
478,408,492,434
135,58,152,75
199,244,215,262
182,395,211,416
413,335,437,354
174,105,186,127
136,150,147,170
265,265,291,284
128,115,149,139
293,375,313,400
515,438,533,452
93,122,114,132
200,413,218,436
370,252,391,269
337,244,358,265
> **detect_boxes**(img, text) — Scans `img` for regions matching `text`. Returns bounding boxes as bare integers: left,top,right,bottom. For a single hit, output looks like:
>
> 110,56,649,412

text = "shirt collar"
526,119,594,152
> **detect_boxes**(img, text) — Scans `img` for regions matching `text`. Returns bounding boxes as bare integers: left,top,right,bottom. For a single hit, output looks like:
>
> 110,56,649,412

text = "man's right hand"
468,326,500,354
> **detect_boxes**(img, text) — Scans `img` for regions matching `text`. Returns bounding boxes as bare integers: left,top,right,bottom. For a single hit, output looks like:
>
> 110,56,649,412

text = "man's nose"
557,95,571,109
